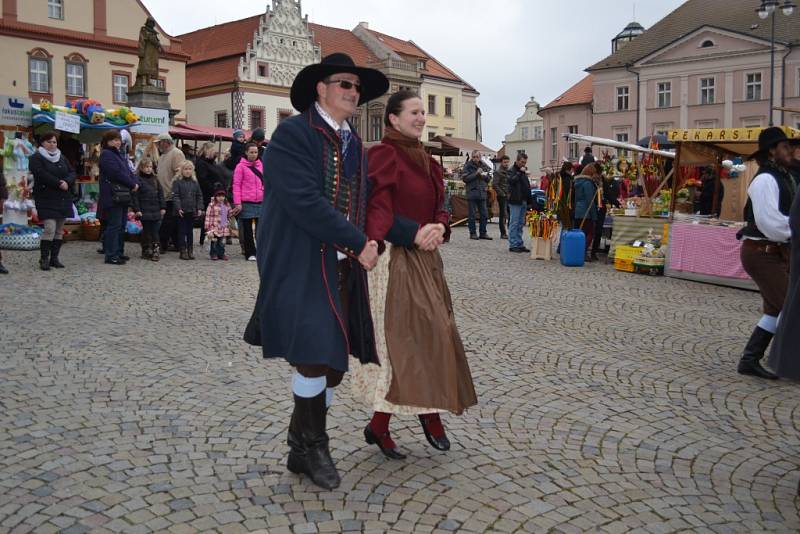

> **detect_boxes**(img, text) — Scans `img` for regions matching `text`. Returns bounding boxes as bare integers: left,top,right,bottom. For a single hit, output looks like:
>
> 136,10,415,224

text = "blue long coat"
249,108,374,372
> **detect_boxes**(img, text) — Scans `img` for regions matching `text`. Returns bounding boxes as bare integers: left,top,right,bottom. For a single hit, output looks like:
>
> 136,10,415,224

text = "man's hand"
58,180,68,191
132,184,140,192
358,240,379,271
160,209,166,216
178,209,184,217
414,223,445,251
135,211,143,219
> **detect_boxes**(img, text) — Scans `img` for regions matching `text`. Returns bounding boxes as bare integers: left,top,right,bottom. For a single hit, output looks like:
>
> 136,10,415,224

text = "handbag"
110,182,132,206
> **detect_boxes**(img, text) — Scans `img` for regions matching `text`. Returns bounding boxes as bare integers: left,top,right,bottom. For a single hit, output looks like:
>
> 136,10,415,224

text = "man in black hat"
737,126,797,379
244,53,397,490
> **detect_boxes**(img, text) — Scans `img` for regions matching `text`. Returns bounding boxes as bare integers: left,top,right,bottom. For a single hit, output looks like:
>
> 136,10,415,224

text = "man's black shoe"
469,235,479,240
479,235,493,240
500,234,508,239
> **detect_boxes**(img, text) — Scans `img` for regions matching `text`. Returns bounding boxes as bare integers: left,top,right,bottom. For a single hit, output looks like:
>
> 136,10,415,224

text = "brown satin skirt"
383,246,477,415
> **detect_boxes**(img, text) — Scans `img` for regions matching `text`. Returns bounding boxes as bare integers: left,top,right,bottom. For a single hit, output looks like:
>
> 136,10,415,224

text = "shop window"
445,97,453,117
745,72,762,101
700,77,715,105
112,73,129,104
657,81,671,108
48,0,63,19
215,111,229,128
616,86,630,111
28,49,52,94
427,94,436,115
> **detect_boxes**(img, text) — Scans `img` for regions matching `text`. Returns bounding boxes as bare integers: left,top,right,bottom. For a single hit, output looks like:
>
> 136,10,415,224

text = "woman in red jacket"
351,90,477,459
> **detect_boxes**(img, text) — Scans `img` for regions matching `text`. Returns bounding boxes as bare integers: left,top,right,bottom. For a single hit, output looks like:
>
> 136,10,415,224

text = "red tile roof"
366,29,476,91
541,75,594,111
308,23,379,66
179,18,473,93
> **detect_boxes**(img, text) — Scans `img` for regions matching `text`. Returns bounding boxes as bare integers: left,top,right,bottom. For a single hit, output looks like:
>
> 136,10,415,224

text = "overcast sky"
143,0,686,148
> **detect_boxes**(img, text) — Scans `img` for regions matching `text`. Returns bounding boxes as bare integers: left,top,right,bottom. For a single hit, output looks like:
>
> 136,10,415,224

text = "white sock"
291,372,326,398
757,314,778,334
325,388,334,408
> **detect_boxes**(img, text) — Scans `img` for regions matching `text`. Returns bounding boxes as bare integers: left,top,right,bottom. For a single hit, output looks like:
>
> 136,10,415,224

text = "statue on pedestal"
134,17,163,90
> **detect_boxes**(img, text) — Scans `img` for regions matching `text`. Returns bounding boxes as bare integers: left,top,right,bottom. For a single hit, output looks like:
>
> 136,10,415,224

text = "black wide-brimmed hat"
290,53,389,113
749,126,796,160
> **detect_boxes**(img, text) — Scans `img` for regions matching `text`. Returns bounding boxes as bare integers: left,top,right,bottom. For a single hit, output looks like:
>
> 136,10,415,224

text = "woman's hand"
231,204,242,217
58,180,68,191
160,209,166,216
414,223,445,251
135,211,143,219
178,209,184,217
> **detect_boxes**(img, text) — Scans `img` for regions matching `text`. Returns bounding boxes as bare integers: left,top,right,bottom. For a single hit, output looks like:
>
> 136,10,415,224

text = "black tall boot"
737,326,778,379
286,392,340,490
49,240,65,268
39,239,52,271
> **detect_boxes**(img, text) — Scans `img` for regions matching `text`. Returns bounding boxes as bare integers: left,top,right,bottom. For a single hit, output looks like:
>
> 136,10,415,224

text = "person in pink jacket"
232,142,264,260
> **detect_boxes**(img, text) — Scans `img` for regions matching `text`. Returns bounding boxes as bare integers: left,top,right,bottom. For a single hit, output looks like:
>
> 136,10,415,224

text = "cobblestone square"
1,227,798,533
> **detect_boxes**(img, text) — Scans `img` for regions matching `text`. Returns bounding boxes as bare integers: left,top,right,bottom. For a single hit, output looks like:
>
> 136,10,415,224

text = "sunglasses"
324,79,362,93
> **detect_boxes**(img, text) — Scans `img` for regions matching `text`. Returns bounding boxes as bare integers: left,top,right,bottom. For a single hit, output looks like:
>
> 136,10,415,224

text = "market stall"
664,126,800,289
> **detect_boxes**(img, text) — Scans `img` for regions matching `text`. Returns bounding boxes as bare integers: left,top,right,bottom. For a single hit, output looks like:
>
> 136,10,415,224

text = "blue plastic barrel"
560,229,585,267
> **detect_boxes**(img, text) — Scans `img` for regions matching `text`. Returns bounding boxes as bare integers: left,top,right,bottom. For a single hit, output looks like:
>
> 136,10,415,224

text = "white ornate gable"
239,0,321,87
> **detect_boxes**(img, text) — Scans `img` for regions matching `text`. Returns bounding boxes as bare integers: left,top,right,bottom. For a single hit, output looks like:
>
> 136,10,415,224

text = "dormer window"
417,59,426,70
700,39,715,48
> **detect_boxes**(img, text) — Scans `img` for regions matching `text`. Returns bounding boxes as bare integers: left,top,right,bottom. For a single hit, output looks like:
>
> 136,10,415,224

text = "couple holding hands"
244,53,476,490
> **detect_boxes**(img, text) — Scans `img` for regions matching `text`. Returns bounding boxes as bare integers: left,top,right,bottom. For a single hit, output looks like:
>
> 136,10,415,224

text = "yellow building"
0,0,188,118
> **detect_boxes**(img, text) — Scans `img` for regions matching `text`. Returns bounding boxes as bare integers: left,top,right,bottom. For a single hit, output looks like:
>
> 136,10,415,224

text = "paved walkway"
0,228,798,533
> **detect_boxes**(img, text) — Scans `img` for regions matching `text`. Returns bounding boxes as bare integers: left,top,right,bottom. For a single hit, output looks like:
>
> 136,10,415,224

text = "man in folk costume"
737,127,796,379
244,53,397,490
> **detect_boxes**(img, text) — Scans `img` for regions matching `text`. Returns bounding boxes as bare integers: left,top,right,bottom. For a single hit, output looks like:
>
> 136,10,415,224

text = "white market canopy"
563,133,675,159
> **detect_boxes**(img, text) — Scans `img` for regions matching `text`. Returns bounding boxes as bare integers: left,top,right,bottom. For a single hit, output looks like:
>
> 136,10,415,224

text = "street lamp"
756,0,796,125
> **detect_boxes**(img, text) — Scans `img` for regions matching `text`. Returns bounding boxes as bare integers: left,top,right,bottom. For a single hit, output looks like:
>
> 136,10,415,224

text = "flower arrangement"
527,211,558,239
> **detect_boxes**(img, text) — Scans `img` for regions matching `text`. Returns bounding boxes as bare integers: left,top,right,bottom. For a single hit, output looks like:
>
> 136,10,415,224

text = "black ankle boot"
286,392,340,490
738,326,778,379
49,240,65,268
39,239,52,271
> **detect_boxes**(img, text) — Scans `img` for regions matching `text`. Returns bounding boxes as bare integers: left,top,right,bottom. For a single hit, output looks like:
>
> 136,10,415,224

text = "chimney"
358,21,369,29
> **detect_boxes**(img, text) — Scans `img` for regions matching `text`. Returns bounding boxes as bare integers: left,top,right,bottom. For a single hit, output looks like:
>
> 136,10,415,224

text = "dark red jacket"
366,141,450,244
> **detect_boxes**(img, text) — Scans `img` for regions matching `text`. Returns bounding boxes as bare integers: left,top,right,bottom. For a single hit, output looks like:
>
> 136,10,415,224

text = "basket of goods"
527,211,558,260
62,223,82,241
633,231,666,275
0,223,42,250
81,217,102,241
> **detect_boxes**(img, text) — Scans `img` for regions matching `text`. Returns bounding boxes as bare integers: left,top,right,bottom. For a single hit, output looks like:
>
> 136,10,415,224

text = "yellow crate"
615,245,645,261
614,257,635,273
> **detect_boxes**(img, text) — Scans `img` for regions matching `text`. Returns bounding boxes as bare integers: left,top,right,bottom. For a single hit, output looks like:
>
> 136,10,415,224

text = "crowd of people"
10,126,270,272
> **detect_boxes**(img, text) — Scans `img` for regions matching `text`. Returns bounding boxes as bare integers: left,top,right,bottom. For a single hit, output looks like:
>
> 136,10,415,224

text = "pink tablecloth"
668,223,751,280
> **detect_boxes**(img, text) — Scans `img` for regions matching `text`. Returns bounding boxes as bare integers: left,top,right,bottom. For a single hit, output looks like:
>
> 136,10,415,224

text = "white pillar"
724,71,734,128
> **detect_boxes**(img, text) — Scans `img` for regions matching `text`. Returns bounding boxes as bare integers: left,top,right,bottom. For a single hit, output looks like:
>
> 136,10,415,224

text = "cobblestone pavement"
1,227,799,534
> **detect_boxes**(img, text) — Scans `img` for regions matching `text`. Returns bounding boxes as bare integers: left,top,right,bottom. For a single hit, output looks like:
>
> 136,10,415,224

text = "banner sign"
0,95,32,127
668,126,800,143
130,107,169,134
54,110,80,133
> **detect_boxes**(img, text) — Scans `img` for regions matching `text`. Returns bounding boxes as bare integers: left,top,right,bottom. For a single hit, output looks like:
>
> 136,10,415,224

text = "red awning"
169,123,256,142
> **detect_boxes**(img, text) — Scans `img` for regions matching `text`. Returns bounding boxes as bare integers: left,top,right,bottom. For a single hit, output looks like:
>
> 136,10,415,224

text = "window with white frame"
656,81,672,108
615,131,629,158
745,73,762,101
112,73,129,103
66,62,85,97
521,127,529,140
29,57,50,93
742,117,763,128
695,119,718,129
700,77,715,105
616,86,630,110
568,125,579,159
48,0,63,19
370,115,382,141
653,123,672,136
550,127,558,160
533,125,543,139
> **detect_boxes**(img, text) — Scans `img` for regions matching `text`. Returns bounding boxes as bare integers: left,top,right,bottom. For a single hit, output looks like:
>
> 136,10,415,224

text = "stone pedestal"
126,85,180,125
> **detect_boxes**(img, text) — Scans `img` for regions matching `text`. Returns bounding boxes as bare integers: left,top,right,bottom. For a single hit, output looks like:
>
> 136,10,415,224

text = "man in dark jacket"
492,155,511,239
507,153,530,252
245,53,389,491
461,150,492,240
579,146,595,166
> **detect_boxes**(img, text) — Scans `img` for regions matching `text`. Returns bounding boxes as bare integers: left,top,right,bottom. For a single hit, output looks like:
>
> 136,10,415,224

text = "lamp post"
756,0,796,126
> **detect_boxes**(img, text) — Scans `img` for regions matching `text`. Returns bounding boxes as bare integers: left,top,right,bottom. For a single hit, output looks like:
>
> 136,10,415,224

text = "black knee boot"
39,239,52,271
286,392,340,490
49,240,65,268
738,326,778,379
